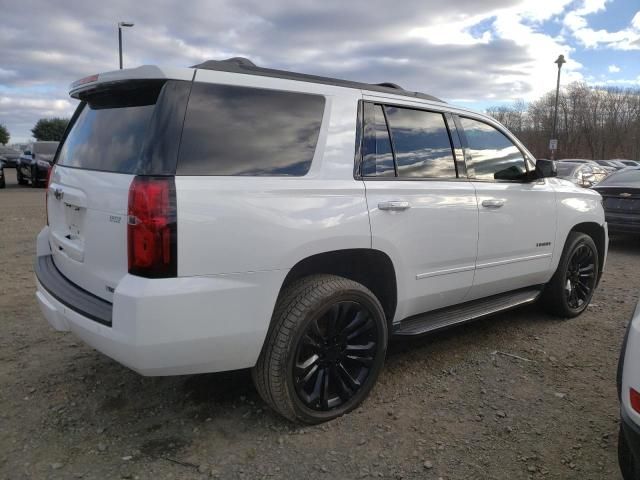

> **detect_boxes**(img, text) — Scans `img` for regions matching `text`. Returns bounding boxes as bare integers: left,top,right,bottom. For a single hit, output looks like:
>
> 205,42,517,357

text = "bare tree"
486,82,640,160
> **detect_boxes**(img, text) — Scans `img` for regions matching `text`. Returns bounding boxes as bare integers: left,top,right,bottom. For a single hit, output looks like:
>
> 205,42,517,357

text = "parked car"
0,146,21,167
594,160,625,171
559,158,599,164
618,300,640,479
592,167,640,235
613,159,640,168
0,158,5,189
34,58,608,423
556,161,609,188
17,141,59,187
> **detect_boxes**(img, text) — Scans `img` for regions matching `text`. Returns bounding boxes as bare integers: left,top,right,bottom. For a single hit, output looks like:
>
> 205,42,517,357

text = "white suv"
35,57,608,423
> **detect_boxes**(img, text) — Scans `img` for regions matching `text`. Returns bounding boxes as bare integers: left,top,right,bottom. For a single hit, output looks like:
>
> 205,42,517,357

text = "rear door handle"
481,199,504,209
378,201,411,211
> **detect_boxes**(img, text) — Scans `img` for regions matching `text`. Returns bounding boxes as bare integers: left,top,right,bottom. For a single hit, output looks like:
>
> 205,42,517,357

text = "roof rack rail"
375,82,403,90
191,57,445,104
192,57,256,69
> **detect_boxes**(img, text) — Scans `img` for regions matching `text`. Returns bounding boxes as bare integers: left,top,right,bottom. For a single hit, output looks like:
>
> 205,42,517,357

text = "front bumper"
35,229,286,376
606,212,640,235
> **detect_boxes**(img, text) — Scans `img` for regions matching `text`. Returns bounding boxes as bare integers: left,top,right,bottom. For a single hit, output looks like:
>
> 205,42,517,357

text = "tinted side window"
459,117,526,181
177,83,325,176
385,107,456,178
362,103,395,177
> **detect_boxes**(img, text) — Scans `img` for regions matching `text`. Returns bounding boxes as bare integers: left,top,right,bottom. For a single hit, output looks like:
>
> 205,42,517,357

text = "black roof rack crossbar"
191,57,444,103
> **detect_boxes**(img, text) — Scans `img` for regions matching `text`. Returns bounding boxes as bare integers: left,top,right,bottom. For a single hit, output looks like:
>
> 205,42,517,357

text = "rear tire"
619,425,639,480
252,274,388,424
540,232,599,318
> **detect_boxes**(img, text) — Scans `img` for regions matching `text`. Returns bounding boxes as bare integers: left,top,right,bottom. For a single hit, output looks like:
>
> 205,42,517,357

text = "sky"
1,0,639,144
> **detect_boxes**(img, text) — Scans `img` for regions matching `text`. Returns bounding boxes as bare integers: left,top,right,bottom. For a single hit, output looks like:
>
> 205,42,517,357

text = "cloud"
564,1,640,50
608,64,621,73
0,0,627,143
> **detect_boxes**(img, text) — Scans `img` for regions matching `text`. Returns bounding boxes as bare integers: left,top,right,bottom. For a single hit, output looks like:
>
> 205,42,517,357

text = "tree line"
486,82,640,161
0,118,69,146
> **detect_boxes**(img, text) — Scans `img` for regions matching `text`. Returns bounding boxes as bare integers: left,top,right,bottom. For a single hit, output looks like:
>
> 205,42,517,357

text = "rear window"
177,83,325,176
57,81,171,174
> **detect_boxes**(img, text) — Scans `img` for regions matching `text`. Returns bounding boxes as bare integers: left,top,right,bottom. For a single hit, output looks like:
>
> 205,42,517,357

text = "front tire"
31,167,39,188
16,168,26,185
253,274,388,424
541,232,599,318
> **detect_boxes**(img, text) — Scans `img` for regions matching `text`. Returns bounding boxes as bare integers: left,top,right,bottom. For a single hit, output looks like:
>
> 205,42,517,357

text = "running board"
393,287,543,337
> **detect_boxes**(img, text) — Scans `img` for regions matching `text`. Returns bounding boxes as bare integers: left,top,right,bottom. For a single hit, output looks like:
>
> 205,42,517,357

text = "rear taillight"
631,388,640,414
127,176,177,278
45,166,54,225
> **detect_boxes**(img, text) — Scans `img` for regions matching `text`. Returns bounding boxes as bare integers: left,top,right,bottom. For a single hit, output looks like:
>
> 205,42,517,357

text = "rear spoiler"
69,65,194,98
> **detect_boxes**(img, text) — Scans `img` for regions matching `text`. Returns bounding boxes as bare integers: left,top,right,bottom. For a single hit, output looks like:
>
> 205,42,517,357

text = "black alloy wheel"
252,274,387,424
293,300,378,411
541,231,599,318
564,243,597,310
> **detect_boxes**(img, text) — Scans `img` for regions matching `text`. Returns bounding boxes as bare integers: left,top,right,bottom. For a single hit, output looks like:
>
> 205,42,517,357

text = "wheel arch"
278,248,398,328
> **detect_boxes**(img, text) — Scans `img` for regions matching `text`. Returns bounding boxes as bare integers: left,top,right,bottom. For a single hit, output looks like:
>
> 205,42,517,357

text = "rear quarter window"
177,83,325,176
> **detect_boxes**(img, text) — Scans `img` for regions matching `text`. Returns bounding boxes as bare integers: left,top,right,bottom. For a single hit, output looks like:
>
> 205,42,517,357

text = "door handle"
378,201,411,211
481,199,504,209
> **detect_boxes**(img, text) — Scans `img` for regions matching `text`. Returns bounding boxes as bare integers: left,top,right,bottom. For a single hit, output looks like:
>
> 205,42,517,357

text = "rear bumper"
621,406,640,467
35,230,286,376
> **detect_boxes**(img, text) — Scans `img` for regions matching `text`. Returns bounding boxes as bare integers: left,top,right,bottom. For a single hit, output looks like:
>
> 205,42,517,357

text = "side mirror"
535,159,557,179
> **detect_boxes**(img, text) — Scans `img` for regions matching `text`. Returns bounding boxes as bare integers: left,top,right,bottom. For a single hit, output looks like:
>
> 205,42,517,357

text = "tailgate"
47,167,133,302
46,78,190,301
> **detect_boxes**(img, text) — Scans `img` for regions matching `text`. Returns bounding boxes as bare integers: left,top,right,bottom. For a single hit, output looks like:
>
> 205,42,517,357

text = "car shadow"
609,234,640,254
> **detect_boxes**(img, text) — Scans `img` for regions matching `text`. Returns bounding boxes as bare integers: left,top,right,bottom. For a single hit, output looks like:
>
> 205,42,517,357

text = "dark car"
0,146,21,167
0,158,5,188
17,141,59,187
592,167,640,235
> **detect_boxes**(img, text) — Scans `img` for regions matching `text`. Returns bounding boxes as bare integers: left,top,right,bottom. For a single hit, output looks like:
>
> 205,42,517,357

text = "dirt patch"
0,168,636,479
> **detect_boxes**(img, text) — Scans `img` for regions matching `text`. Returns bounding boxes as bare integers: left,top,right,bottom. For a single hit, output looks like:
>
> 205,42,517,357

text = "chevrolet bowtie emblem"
53,188,64,200
619,192,632,198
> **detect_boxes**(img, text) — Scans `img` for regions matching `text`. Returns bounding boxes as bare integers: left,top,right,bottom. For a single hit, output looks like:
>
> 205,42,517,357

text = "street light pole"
550,54,566,160
118,21,135,69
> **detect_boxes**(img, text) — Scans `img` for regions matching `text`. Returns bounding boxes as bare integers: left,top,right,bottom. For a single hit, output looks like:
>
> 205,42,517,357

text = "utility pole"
550,54,566,160
118,21,135,69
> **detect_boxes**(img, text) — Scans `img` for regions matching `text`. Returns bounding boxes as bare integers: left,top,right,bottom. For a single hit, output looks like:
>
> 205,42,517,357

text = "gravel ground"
0,168,638,480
